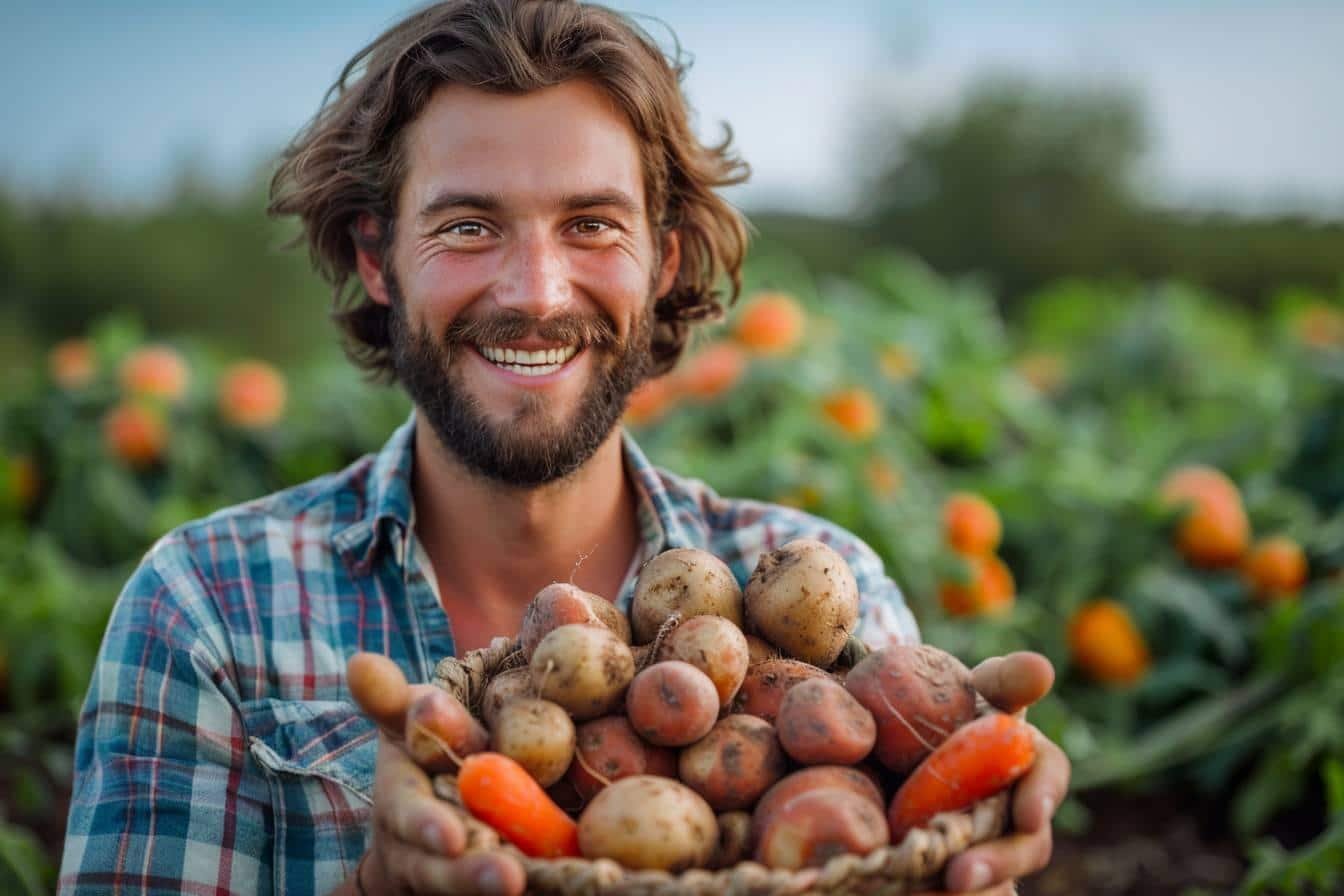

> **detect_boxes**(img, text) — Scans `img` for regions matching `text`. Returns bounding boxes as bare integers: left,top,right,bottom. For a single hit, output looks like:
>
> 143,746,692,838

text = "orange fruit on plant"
103,402,167,468
624,375,679,426
822,388,881,440
1242,535,1308,601
734,292,805,355
942,492,1001,556
681,342,746,400
938,554,1015,617
218,360,288,429
1158,465,1250,568
879,344,919,382
49,339,97,389
1068,600,1150,686
120,345,190,402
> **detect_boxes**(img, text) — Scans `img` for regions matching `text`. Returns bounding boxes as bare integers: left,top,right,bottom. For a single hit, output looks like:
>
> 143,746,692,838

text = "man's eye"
445,221,488,238
573,219,611,236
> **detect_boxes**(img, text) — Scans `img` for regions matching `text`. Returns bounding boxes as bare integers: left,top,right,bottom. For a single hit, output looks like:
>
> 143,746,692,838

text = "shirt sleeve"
825,529,922,650
59,538,274,896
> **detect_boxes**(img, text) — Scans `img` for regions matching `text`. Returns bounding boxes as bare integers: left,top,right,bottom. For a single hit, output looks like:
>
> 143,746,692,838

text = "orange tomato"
218,360,288,429
120,345,190,402
1158,465,1250,568
1242,536,1308,602
942,492,1001,556
938,554,1015,617
624,375,679,426
103,402,167,468
681,343,746,400
1068,600,1150,686
49,339,97,389
734,292,805,355
822,388,880,440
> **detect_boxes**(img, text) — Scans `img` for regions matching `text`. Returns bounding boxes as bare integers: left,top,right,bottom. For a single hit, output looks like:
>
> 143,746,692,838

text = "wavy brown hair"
269,0,750,382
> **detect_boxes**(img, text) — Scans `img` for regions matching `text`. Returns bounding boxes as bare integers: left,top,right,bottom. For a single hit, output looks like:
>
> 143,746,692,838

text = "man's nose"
493,230,572,319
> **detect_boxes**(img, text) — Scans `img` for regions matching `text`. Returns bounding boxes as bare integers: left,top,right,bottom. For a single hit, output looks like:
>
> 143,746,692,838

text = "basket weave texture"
432,637,1009,896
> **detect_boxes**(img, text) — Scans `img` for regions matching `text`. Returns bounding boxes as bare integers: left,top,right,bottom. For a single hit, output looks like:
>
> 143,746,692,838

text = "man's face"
368,80,678,487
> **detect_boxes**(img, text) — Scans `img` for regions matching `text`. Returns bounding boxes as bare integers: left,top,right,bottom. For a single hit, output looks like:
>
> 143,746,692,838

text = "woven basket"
432,637,1009,896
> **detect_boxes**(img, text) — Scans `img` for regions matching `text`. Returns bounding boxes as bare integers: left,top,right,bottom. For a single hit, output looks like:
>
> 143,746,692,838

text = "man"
60,2,1068,894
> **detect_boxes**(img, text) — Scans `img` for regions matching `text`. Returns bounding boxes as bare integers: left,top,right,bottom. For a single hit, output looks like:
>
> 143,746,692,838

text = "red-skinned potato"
625,661,720,747
678,714,788,812
519,582,631,661
709,812,753,869
754,788,889,870
844,644,977,775
654,615,751,707
776,677,877,766
751,765,885,845
404,688,489,773
567,716,677,801
730,659,833,724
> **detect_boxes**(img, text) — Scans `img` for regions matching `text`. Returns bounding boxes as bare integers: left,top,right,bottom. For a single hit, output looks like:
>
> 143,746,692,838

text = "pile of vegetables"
349,538,1038,875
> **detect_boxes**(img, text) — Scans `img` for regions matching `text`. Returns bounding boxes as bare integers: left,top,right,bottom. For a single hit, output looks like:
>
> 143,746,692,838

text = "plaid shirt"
60,412,918,895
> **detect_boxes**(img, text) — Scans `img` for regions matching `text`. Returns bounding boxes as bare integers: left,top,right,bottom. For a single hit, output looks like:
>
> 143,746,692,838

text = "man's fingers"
1012,727,1071,833
972,652,1054,715
943,827,1052,893
375,734,468,856
413,852,527,896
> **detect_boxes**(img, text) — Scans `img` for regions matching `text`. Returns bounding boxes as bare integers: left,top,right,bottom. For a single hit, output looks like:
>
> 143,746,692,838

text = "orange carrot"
887,713,1035,842
458,752,582,859
347,652,411,735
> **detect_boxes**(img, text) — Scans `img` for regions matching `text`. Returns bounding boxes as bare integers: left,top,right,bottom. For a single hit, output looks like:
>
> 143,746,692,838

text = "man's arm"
59,541,273,895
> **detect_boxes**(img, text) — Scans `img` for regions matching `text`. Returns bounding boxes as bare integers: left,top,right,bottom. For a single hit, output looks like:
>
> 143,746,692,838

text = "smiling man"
59,2,1067,895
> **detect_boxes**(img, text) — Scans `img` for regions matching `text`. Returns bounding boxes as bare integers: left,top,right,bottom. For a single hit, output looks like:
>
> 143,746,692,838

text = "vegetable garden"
3,251,1343,894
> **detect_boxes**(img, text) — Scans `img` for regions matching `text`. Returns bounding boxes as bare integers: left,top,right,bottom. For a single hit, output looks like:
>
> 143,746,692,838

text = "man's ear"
655,229,682,299
353,213,392,307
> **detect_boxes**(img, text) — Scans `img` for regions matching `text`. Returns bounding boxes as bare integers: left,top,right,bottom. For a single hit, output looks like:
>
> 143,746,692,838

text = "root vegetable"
678,714,788,812
755,788,889,870
488,698,576,788
631,548,744,643
709,812,753,869
520,582,631,661
731,658,833,724
752,766,885,845
567,716,677,801
458,752,581,858
578,776,719,871
887,712,1035,842
625,661,720,747
480,666,536,730
776,677,877,766
744,538,859,667
346,652,410,734
405,688,489,773
844,644,977,775
654,615,751,707
530,624,635,721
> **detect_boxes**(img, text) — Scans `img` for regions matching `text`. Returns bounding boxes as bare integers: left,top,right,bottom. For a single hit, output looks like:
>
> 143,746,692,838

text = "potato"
519,582,631,661
776,677,877,766
405,688,489,773
567,716,677,801
488,698,575,787
844,644,977,774
744,633,778,666
678,714,788,812
754,788,889,870
625,661,720,747
744,538,859,667
631,548,744,644
751,765,885,845
654,615,751,707
578,775,718,872
530,624,636,721
730,658,833,724
709,811,753,870
480,666,535,730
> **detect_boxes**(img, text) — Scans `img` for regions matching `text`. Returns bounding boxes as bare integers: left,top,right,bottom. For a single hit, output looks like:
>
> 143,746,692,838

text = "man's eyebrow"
417,190,504,220
561,191,643,217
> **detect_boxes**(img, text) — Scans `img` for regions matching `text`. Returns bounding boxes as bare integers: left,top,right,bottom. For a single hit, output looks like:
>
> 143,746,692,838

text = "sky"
3,1,1342,216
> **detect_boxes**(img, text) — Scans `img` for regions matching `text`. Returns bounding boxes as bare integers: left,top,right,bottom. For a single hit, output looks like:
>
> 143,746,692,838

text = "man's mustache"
444,309,618,349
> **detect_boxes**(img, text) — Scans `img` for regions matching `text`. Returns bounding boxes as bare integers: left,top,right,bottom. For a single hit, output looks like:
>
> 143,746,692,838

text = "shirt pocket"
244,698,377,895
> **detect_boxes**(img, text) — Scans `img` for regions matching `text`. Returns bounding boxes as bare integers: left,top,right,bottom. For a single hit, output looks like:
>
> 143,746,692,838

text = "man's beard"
385,273,655,488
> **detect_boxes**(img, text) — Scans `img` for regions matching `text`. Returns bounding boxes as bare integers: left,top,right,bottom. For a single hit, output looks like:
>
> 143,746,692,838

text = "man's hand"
347,657,526,896
917,652,1070,895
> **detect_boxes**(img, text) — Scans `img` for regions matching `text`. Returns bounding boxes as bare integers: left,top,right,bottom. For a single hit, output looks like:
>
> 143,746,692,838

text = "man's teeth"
479,345,578,376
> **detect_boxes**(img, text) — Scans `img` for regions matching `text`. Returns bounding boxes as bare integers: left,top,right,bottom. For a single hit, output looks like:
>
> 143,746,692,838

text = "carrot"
458,752,582,859
886,712,1035,843
347,652,411,735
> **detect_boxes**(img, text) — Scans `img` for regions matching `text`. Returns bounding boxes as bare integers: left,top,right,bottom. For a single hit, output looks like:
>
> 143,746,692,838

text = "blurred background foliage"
2,76,1344,895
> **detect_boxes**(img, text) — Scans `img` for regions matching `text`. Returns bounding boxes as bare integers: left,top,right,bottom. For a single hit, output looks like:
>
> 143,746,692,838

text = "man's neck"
408,419,640,637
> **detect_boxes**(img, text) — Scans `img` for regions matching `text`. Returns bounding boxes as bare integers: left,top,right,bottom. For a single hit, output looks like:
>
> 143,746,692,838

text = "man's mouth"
477,344,580,377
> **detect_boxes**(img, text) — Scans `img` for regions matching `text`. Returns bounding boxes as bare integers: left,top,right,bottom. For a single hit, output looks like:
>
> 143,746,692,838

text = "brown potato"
404,688,489,773
625,661,720,747
480,666,535,730
567,716,678,801
751,765,885,845
709,811,753,870
519,582,631,661
578,776,718,871
488,698,576,787
744,538,859,667
844,644,977,774
530,623,636,721
776,678,877,766
730,659,833,724
631,548,744,644
678,714,788,812
744,633,778,666
754,788,889,870
654,615,751,707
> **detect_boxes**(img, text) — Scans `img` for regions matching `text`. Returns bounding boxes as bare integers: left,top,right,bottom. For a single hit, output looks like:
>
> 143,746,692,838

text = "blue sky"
4,1,1342,215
